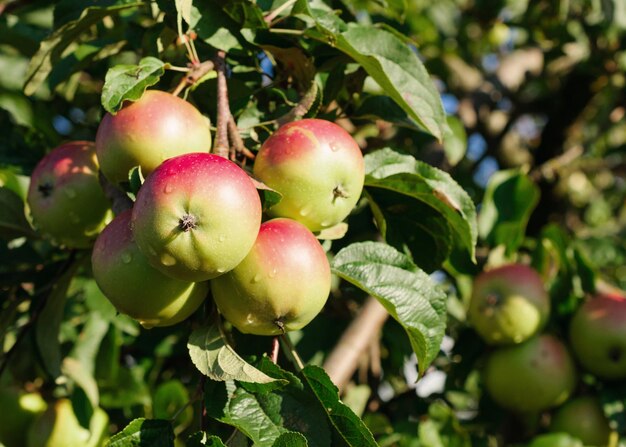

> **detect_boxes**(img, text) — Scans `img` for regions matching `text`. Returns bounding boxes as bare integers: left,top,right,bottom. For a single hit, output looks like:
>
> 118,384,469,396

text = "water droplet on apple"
329,142,340,152
320,220,331,227
216,267,226,273
252,274,262,283
161,253,176,266
64,188,77,198
164,184,173,194
218,234,226,242
269,268,277,278
121,252,132,264
299,206,312,217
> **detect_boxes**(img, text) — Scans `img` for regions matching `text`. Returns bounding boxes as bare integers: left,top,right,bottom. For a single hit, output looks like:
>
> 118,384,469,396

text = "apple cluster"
27,90,365,335
468,263,626,445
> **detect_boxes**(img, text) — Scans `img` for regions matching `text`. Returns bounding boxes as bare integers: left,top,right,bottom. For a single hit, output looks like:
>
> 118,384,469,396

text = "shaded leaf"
250,177,283,211
187,432,227,447
24,3,143,96
331,242,447,376
443,116,467,166
62,357,100,409
188,324,277,383
365,148,477,267
108,418,175,447
477,169,539,254
101,57,165,114
273,432,308,447
0,187,36,239
300,365,377,446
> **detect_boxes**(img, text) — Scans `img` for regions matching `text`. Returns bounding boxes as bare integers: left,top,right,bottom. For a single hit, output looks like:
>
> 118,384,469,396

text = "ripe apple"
468,264,550,345
527,433,583,447
26,398,109,447
550,396,611,446
95,90,212,185
27,141,112,248
253,119,365,232
211,218,331,335
91,209,208,328
569,292,626,380
483,334,577,413
0,387,47,447
132,152,262,282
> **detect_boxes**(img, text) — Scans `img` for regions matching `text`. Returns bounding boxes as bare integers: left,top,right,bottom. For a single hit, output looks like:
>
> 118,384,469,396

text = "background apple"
212,218,331,335
132,152,262,282
95,90,212,185
253,119,365,232
569,292,626,379
550,396,611,446
91,209,208,328
26,398,109,447
0,387,47,447
527,433,583,447
27,141,111,248
483,334,577,413
468,264,550,345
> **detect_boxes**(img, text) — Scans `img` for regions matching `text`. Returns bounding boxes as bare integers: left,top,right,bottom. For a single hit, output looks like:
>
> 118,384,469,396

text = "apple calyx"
178,214,198,232
37,182,53,197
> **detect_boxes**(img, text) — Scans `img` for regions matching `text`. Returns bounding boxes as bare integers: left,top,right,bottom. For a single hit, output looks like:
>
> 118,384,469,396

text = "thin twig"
228,114,255,161
270,337,280,364
264,0,297,24
276,81,318,126
214,51,230,159
171,60,215,97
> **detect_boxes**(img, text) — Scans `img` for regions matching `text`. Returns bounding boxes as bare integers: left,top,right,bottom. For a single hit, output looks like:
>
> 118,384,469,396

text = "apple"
483,334,577,413
0,387,47,447
468,264,550,345
211,218,331,335
132,152,262,282
253,118,365,232
27,141,112,248
569,292,626,380
91,209,208,328
527,433,583,447
26,398,109,447
550,396,611,446
95,90,212,185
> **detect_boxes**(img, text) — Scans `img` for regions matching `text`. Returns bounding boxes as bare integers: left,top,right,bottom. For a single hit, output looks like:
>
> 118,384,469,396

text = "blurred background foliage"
0,0,625,446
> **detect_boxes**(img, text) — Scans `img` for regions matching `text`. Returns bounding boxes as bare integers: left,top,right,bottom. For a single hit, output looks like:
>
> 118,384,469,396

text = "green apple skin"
27,141,112,248
469,264,550,345
26,398,109,447
0,388,47,447
95,90,212,185
253,119,365,232
91,210,208,328
527,433,583,447
550,396,611,446
569,292,626,380
132,153,262,282
484,334,577,413
212,218,331,335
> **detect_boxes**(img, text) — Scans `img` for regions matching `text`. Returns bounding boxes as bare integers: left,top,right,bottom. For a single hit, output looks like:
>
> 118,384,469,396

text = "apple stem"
98,172,133,215
280,333,305,371
214,51,230,159
333,185,349,201
171,60,215,97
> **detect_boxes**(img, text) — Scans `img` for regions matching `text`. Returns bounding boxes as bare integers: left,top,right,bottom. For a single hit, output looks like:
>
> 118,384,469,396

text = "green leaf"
443,116,467,166
108,418,175,447
300,365,377,446
477,169,539,254
0,187,37,239
331,242,447,376
35,260,81,379
128,166,145,197
187,432,227,447
302,21,445,140
223,0,268,29
193,2,250,52
353,95,422,131
272,432,309,447
101,57,165,114
187,323,278,384
23,3,143,96
62,357,100,409
250,177,283,211
153,380,193,431
364,148,477,268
